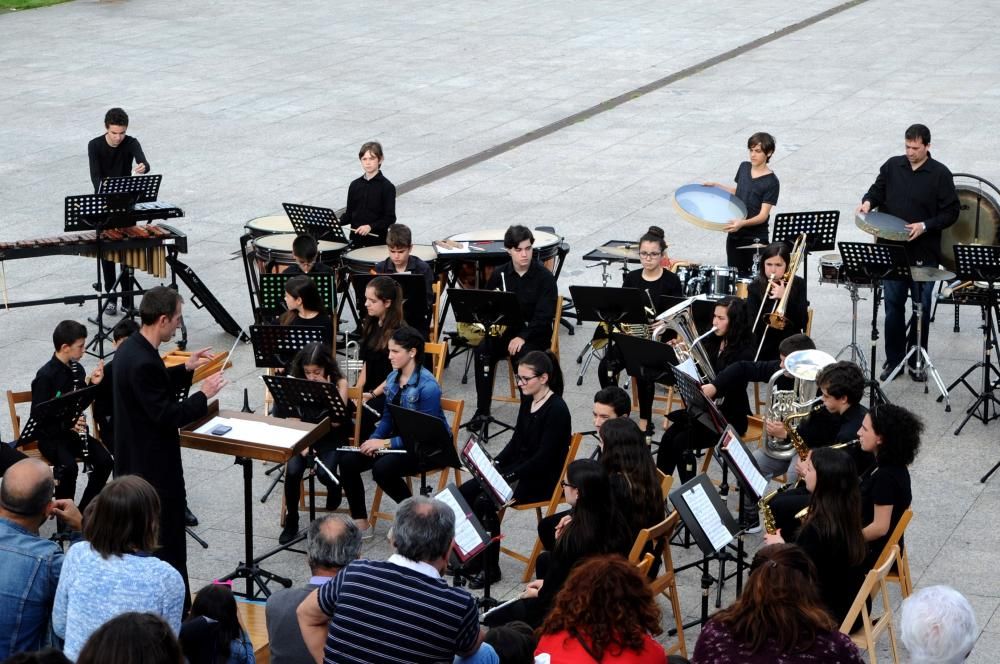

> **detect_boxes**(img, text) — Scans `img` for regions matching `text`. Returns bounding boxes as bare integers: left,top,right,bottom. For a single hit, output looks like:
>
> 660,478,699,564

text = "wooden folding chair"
6,389,41,458
627,511,686,658
874,507,914,597
500,431,583,582
430,280,443,343
496,296,563,403
425,340,448,385
840,545,901,664
368,398,465,530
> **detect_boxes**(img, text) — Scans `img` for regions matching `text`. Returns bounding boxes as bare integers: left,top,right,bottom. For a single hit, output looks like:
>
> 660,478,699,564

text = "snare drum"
245,214,294,238
341,244,438,274
818,253,844,284
253,234,347,273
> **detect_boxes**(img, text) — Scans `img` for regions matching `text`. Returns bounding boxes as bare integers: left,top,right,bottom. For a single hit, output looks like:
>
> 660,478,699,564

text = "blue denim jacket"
372,366,449,449
0,517,64,658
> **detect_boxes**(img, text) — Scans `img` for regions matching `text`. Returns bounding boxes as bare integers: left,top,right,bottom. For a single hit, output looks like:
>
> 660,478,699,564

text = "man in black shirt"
87,107,151,316
858,124,959,382
340,141,395,248
30,320,113,512
467,225,558,430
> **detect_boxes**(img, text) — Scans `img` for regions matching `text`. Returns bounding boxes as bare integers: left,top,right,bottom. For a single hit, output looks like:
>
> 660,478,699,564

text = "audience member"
297,496,485,664
535,555,666,662
482,621,536,664
52,476,185,660
182,584,255,664
691,543,863,663
900,585,977,664
0,459,81,659
265,515,362,664
1,648,70,664
75,612,183,664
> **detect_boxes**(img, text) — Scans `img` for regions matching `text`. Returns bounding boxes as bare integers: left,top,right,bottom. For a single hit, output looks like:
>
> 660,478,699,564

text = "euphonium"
761,368,823,461
654,296,717,382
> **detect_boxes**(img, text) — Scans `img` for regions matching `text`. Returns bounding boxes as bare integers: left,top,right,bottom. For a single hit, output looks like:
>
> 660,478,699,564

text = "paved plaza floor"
3,0,1000,659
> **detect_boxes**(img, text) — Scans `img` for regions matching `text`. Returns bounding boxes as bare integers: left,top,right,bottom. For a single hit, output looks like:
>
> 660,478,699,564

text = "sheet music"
464,440,514,504
684,483,732,552
724,434,768,499
677,357,700,380
193,417,303,449
435,488,486,558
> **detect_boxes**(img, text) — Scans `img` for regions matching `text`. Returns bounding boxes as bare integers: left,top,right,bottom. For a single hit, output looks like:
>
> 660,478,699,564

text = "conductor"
112,286,227,603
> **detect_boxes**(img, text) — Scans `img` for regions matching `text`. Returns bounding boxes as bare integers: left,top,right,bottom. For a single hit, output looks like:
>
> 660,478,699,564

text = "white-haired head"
900,585,977,664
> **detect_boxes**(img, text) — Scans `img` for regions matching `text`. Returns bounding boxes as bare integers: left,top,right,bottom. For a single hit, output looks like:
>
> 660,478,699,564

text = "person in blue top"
337,325,449,537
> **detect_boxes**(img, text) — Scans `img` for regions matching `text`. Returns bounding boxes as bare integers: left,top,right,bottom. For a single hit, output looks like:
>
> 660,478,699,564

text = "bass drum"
941,183,1000,272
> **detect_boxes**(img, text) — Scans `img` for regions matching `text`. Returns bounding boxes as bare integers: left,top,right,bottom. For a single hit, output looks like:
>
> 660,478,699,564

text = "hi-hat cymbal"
911,266,956,282
737,242,768,250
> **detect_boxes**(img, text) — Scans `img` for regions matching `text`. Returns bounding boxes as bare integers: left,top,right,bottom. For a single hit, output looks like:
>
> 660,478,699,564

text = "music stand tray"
98,174,162,203
568,286,648,327
259,273,338,320
249,325,329,368
613,333,679,387
181,401,330,599
282,202,348,243
387,404,460,477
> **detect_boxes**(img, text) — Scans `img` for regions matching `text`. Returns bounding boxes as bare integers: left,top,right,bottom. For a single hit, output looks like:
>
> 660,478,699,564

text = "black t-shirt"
359,335,392,392
860,462,911,560
87,134,149,191
622,268,682,307
733,161,779,237
795,522,866,624
746,275,808,362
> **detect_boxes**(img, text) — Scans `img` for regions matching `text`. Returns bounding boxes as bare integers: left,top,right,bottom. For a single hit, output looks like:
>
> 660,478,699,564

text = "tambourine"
672,184,748,232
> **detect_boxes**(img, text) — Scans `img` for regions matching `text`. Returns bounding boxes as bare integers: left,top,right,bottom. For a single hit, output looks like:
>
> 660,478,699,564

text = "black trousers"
337,450,420,520
157,492,191,614
0,444,27,476
39,434,113,511
537,509,570,553
283,448,341,523
473,337,546,413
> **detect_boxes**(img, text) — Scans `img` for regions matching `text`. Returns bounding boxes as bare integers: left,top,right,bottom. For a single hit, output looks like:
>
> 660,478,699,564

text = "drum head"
672,184,748,231
820,253,842,266
855,211,909,242
447,229,561,249
245,215,294,234
255,234,345,254
941,184,1000,272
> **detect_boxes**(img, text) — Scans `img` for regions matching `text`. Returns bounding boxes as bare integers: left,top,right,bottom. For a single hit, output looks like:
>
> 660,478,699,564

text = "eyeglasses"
560,481,575,489
515,374,539,385
639,251,662,259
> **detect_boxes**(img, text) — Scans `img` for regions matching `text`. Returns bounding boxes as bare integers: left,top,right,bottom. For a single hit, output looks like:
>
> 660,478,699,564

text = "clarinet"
71,362,93,474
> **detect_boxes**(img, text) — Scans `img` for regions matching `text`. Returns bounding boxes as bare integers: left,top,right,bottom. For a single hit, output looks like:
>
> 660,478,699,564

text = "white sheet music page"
193,417,303,449
464,440,514,504
685,483,733,552
677,357,700,381
724,434,768,499
435,488,485,559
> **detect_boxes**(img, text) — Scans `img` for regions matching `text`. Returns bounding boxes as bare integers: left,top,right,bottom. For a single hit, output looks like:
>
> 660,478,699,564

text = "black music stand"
448,288,523,442
351,273,430,338
98,174,161,202
569,286,647,386
437,484,495,610
388,405,460,492
282,203,348,243
945,245,1000,442
613,333,679,387
773,210,840,302
249,325,329,368
16,386,98,450
838,242,912,409
667,474,740,631
259,273,338,321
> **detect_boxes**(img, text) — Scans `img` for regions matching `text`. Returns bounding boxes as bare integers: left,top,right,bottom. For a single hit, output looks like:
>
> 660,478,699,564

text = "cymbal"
737,242,768,250
911,266,956,282
784,349,837,381
604,245,641,259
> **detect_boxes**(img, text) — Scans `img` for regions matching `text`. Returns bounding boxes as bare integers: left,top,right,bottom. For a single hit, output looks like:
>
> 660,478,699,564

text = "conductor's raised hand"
200,371,227,399
185,347,215,371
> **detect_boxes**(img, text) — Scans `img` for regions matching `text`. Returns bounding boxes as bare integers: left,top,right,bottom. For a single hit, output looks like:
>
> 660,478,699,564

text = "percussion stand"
574,260,612,383
834,281,870,378
944,246,1000,439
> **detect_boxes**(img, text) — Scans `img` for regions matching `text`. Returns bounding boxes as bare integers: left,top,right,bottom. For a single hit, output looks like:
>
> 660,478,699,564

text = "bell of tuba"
760,349,837,461
654,296,717,383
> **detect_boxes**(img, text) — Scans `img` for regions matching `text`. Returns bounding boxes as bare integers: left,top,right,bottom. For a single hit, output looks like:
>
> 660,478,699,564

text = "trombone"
755,232,807,361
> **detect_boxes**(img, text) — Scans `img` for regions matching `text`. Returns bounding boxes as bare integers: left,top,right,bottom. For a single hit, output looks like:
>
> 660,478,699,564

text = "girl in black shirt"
356,276,405,440
279,275,332,333
857,403,921,567
746,242,808,362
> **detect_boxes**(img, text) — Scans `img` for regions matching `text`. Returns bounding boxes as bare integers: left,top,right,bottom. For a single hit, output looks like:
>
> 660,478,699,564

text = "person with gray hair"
298,496,488,664
901,585,977,664
265,515,361,664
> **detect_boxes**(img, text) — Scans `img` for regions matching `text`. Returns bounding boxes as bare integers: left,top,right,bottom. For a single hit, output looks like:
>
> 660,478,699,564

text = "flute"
335,446,407,455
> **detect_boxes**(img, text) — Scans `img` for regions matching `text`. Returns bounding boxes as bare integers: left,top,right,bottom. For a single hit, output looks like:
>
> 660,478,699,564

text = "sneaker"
103,302,118,317
278,520,300,545
184,506,199,527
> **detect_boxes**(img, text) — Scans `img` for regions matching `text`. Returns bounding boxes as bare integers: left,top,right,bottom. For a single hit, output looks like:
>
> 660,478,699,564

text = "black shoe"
466,411,489,433
909,368,928,382
879,366,899,383
103,302,118,317
184,506,199,527
279,520,300,545
468,568,502,590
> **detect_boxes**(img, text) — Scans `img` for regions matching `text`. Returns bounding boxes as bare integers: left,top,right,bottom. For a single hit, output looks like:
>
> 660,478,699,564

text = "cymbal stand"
883,293,950,409
835,281,870,378
575,258,623,385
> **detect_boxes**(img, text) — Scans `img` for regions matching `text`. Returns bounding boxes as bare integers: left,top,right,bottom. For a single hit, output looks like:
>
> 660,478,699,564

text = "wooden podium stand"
181,401,330,599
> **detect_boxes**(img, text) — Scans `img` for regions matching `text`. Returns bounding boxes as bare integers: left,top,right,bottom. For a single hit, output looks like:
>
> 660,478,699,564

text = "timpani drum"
672,184,748,231
445,228,563,287
245,214,294,238
252,234,347,273
341,244,438,274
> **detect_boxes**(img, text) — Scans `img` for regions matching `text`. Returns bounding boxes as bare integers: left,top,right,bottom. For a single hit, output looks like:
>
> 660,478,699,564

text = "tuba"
654,296,717,383
761,349,836,461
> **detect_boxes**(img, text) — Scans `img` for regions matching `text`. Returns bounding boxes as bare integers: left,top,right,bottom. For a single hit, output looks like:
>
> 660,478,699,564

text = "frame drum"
854,211,910,242
672,184,748,231
253,234,347,273
940,184,1000,272
245,214,294,238
341,244,438,274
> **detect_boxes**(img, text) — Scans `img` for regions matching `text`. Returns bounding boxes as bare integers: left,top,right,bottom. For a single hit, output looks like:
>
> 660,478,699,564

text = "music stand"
946,245,1000,444
249,325,329,368
659,296,716,334
259,273,338,321
388,404,460,492
448,288,523,441
838,241,912,408
98,174,161,202
668,474,739,630
282,203,348,243
613,333,679,387
16,386,98,449
569,286,648,386
773,210,840,302
436,484,495,609
351,273,430,338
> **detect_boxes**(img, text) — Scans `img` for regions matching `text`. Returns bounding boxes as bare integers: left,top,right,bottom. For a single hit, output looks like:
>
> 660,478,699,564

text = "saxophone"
783,408,814,462
758,485,789,535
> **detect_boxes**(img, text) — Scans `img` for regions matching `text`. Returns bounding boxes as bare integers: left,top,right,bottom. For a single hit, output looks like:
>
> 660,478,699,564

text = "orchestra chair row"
368,397,465,530
494,295,563,404
840,545,901,664
627,510,687,658
499,431,583,582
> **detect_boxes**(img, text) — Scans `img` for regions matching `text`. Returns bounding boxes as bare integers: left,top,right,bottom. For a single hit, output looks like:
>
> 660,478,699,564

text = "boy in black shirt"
282,235,335,276
87,107,151,315
340,141,396,248
30,320,113,510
